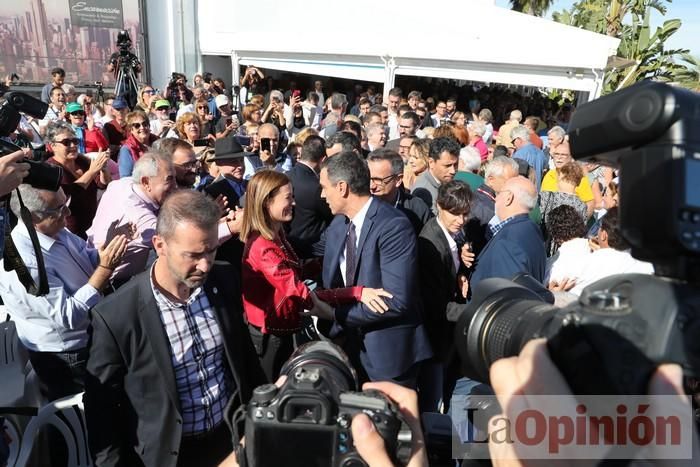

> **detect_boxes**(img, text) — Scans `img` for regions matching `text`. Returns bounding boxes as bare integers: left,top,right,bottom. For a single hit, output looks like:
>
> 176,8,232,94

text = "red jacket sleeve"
315,287,363,305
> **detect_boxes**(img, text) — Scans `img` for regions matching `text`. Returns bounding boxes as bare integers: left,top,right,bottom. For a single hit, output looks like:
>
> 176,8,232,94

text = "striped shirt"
150,264,233,435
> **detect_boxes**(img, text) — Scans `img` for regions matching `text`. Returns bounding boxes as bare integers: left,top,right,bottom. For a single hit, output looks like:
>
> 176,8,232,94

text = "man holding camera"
0,150,30,256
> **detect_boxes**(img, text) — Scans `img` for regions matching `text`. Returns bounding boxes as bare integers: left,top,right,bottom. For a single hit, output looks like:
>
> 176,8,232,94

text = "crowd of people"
0,65,663,466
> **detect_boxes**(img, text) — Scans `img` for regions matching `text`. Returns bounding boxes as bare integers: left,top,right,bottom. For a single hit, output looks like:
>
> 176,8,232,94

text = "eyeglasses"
69,111,85,117
369,174,397,186
175,161,199,170
38,196,71,217
143,89,156,95
55,138,79,146
399,145,412,150
131,121,150,130
196,106,208,110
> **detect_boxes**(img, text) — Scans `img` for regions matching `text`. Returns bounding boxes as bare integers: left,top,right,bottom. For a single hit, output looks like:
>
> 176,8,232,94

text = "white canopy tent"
195,0,619,101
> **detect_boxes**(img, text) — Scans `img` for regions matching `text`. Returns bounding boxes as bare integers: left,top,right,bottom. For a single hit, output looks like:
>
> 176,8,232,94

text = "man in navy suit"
469,175,546,290
310,151,432,388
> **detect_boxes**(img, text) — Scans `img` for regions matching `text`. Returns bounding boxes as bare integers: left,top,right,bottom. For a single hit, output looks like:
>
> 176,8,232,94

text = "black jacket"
464,183,495,256
204,176,246,268
396,188,433,235
84,263,265,467
418,218,467,361
286,162,333,259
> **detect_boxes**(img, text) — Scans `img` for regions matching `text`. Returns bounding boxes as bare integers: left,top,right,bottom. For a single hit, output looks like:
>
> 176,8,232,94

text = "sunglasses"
143,89,156,95
156,106,169,111
70,111,85,117
131,121,150,130
197,106,208,110
55,138,79,146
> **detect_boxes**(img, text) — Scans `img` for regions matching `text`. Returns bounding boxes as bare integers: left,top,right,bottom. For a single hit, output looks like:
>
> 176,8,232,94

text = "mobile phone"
225,117,233,126
260,138,271,152
292,89,301,99
235,135,251,147
168,111,177,122
193,138,210,147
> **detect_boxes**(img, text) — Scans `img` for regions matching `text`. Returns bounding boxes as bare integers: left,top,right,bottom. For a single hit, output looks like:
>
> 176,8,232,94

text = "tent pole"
381,55,396,101
231,50,240,89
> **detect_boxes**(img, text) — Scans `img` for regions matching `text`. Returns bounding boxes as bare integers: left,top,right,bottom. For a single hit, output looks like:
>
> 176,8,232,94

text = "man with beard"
158,138,198,189
85,190,265,467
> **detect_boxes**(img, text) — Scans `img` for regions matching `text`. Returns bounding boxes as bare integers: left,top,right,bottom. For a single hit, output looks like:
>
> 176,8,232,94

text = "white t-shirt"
569,247,654,296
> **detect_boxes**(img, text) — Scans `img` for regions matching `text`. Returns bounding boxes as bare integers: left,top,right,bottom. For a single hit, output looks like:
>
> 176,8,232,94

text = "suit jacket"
464,183,496,256
418,218,467,361
84,264,265,467
286,163,333,259
411,171,441,215
322,198,432,381
204,176,246,267
470,214,546,290
396,188,433,235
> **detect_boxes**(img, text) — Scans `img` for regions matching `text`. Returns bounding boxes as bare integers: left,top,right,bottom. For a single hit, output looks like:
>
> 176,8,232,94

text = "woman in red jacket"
240,169,392,381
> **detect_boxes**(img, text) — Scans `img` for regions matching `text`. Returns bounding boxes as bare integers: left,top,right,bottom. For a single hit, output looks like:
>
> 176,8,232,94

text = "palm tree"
509,0,555,17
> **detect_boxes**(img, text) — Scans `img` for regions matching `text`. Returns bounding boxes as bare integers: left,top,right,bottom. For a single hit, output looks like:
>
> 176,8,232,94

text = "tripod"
114,56,138,109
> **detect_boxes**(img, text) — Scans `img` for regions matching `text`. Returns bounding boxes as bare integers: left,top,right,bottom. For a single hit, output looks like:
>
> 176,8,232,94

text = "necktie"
345,222,357,287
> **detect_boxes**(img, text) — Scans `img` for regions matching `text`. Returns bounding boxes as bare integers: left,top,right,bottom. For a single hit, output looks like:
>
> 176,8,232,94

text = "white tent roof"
197,0,619,96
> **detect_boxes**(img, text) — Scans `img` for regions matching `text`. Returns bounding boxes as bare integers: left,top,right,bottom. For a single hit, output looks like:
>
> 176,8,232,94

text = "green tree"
509,0,554,16
553,0,699,93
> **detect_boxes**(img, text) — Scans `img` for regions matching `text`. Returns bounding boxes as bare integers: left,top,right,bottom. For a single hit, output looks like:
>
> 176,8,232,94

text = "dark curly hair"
600,207,629,250
546,205,586,246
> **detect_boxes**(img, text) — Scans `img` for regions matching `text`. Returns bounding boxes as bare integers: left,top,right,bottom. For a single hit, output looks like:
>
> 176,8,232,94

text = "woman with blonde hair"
134,84,157,114
404,139,430,189
173,111,213,145
240,170,393,380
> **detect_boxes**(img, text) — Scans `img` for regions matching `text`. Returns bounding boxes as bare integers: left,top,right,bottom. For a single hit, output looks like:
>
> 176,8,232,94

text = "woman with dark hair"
544,204,590,286
117,110,156,177
240,170,393,381
417,180,474,411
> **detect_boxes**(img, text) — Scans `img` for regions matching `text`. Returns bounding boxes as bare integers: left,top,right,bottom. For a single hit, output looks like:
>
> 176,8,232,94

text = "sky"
494,0,698,58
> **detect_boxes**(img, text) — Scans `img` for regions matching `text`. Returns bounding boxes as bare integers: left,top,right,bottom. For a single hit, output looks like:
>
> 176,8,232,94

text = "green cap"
155,99,170,109
66,102,83,113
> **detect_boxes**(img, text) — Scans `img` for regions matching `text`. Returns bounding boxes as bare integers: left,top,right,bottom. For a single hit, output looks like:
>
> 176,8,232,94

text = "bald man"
469,176,546,289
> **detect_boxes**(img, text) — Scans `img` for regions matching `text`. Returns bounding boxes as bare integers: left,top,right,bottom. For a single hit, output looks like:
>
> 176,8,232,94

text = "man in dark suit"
469,175,546,290
417,180,472,410
311,151,433,387
366,148,432,235
84,191,265,467
286,135,333,258
464,156,520,256
203,138,247,268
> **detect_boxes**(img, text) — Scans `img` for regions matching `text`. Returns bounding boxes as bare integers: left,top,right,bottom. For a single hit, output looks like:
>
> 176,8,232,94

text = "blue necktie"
345,222,357,286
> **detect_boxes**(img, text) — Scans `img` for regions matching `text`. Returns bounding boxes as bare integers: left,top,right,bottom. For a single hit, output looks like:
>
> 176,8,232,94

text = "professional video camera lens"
456,278,560,383
280,340,359,395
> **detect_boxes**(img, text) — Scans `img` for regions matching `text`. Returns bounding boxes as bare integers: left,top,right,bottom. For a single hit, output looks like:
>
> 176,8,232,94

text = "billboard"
0,0,143,85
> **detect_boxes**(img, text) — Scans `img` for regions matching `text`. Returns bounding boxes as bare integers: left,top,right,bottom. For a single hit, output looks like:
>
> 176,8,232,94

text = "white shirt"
436,218,460,272
0,224,102,352
339,197,373,286
569,247,654,296
388,113,400,140
545,237,591,284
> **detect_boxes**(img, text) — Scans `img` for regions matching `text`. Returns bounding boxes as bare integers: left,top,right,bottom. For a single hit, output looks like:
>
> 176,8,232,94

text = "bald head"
496,175,537,220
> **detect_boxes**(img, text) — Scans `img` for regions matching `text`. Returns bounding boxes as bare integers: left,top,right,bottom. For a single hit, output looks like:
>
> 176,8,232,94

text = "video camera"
116,30,132,53
0,92,62,192
456,81,700,398
237,341,413,467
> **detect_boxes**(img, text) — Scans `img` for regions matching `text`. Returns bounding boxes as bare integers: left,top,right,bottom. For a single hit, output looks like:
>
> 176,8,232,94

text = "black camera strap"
2,189,49,296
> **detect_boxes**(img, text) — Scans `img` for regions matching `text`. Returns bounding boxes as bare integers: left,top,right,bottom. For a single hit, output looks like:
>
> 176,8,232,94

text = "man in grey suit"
411,137,460,214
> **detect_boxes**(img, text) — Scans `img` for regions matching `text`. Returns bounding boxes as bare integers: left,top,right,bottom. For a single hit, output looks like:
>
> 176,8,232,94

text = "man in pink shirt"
87,152,177,287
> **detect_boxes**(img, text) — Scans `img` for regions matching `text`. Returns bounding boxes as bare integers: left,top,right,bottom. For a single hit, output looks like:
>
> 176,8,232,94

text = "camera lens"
455,278,559,383
280,341,358,394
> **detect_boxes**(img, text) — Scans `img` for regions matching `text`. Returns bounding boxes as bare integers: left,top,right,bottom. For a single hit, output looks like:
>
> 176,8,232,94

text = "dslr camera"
240,342,413,467
457,80,700,397
0,92,62,192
